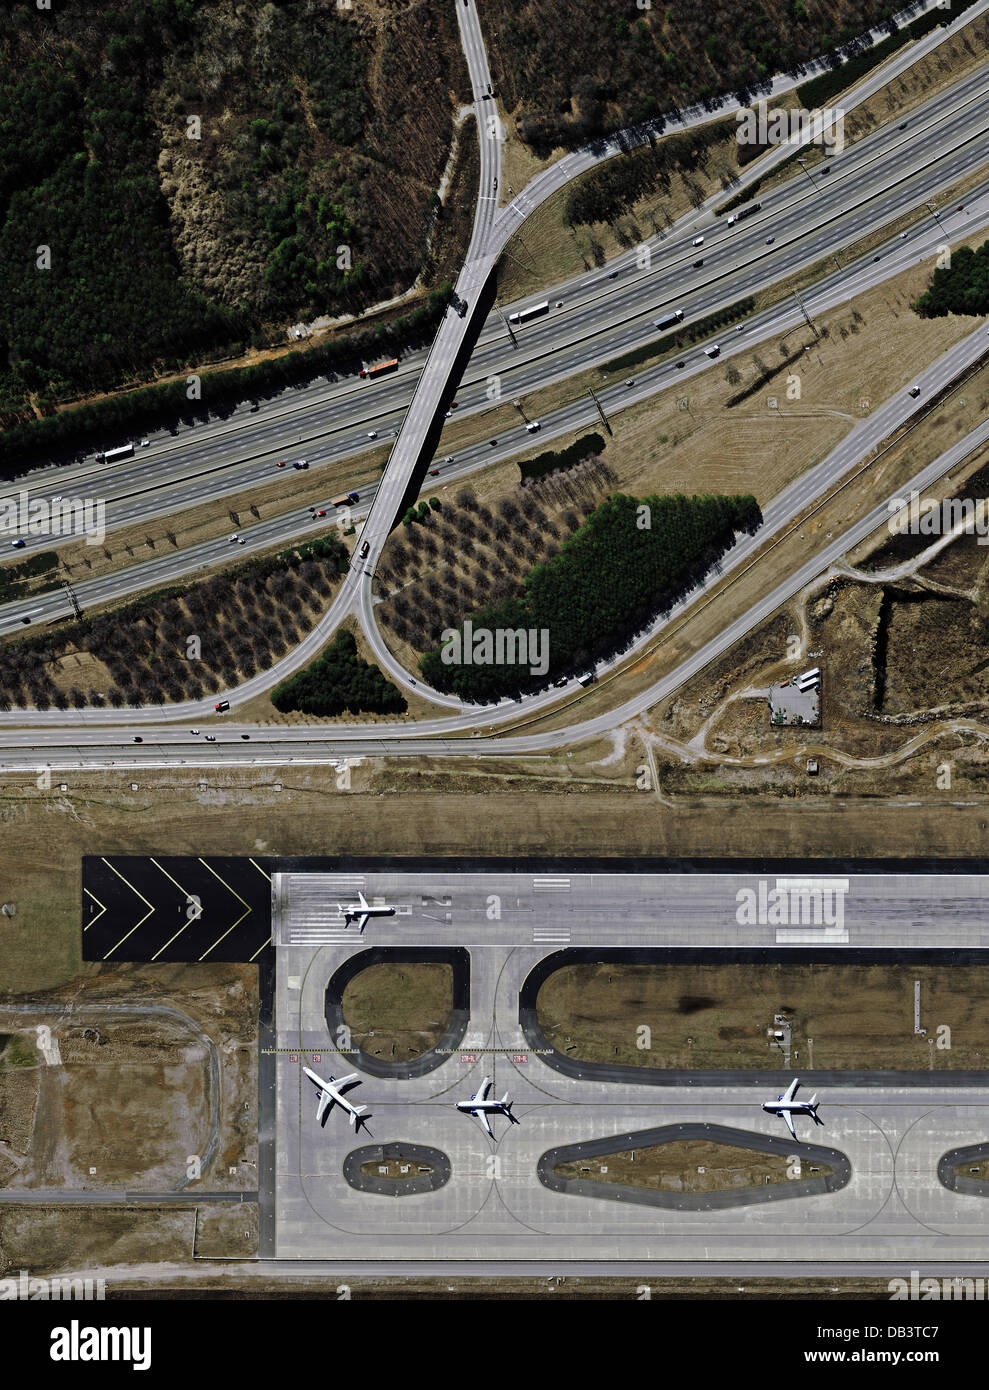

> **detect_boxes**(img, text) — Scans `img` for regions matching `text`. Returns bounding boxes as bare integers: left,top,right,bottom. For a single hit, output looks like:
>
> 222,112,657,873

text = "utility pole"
61,577,83,620
791,287,816,335
498,308,517,348
587,385,612,436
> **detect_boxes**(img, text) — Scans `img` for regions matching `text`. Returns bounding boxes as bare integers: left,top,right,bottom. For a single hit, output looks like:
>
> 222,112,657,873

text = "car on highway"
229,534,238,542
625,378,634,386
52,495,62,502
367,430,378,439
314,509,327,518
140,438,150,447
190,729,200,735
692,258,704,268
293,459,309,469
215,700,230,712
765,236,775,244
675,360,686,368
704,344,721,357
908,386,921,397
241,734,250,740
10,538,25,548
359,540,370,558
133,736,143,743
555,300,563,308
205,734,216,741
692,235,705,246
430,468,440,475
443,455,454,463
526,421,541,432
277,460,287,467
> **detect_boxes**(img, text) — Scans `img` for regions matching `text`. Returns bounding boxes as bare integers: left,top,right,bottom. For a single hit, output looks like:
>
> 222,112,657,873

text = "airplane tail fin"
502,1098,520,1124
350,1105,369,1126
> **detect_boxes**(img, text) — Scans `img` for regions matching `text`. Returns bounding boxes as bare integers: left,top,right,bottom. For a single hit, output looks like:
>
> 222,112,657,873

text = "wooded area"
486,0,929,153
0,0,461,416
419,490,761,701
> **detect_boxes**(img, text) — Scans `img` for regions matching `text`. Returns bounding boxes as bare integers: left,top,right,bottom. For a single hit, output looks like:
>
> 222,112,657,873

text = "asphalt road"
2,8,985,559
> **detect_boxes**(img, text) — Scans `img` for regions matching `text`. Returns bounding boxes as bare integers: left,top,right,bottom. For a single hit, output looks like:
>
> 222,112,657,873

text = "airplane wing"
476,1077,492,1102
783,1109,797,1139
355,914,370,933
316,1089,333,1124
333,1073,360,1091
358,891,369,909
479,1109,493,1137
782,1078,800,1104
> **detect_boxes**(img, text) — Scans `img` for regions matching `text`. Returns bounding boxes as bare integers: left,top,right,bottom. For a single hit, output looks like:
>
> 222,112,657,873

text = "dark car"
359,540,370,558
133,736,143,743
215,700,230,712
676,360,686,369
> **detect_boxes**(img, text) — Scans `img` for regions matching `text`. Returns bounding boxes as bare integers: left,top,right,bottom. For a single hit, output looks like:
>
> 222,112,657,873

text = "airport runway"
271,870,989,1262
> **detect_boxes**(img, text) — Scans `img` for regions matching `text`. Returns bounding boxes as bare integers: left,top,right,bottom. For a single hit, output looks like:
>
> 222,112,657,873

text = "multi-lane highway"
4,37,988,562
1,0,987,773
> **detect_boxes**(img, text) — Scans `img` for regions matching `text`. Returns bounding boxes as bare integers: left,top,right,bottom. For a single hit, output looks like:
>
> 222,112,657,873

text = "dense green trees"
0,0,458,421
271,630,407,716
914,243,989,319
420,491,761,701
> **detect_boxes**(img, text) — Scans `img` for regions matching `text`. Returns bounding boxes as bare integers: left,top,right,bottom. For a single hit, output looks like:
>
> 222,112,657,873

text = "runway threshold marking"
249,858,272,883
196,858,252,961
148,857,200,961
100,859,156,959
82,888,107,931
248,936,273,963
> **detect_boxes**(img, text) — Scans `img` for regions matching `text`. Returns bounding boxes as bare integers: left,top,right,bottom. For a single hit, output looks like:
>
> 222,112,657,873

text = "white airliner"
763,1078,822,1138
304,1066,369,1129
456,1077,518,1136
336,892,397,932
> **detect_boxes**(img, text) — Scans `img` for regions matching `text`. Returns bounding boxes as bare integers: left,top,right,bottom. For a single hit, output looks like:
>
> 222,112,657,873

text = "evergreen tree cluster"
913,243,989,319
420,490,761,701
271,630,407,717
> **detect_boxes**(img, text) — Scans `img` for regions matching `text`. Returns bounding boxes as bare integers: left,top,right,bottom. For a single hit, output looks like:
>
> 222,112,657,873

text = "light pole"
795,156,818,193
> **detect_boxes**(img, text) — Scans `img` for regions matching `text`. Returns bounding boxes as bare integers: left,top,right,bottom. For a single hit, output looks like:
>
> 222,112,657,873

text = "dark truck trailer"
726,201,762,226
654,309,685,331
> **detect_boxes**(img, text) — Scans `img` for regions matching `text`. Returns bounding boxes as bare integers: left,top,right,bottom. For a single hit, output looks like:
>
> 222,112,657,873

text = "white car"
229,534,239,542
140,438,150,447
190,728,200,735
692,235,705,246
367,430,378,439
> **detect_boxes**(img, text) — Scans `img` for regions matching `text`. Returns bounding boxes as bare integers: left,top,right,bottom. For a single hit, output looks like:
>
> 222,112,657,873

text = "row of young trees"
0,535,348,712
419,490,762,701
376,460,616,653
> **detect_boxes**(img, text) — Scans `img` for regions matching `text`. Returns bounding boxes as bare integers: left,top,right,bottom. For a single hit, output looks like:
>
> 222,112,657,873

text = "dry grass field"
537,962,989,1070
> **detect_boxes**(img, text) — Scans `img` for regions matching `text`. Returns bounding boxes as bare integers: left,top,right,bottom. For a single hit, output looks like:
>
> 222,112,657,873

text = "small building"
768,671,821,727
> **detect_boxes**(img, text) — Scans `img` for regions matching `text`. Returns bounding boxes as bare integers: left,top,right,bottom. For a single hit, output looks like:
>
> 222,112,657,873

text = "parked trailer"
796,667,821,690
726,201,762,226
508,300,549,325
359,358,399,379
654,309,685,331
95,443,134,463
